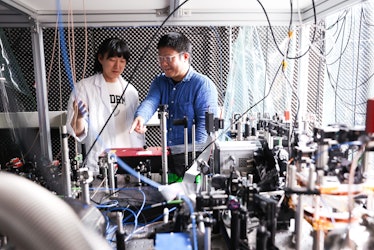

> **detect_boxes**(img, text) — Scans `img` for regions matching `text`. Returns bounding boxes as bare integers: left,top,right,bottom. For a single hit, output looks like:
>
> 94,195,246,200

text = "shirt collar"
95,73,124,87
183,65,194,82
169,65,194,84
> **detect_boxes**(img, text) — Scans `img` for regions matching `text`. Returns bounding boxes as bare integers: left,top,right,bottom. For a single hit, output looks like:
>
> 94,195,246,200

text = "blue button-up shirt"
135,67,218,146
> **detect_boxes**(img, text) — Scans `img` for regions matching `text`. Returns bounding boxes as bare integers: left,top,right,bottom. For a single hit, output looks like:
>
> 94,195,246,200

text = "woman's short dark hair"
93,37,131,73
157,32,192,55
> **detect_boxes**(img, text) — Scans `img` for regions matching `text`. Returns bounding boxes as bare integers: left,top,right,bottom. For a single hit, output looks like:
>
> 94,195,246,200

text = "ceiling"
0,0,363,27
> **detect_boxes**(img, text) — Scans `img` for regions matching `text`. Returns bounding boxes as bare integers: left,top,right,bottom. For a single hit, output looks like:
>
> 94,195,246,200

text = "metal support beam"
31,20,52,162
0,0,366,28
302,0,363,23
170,0,180,17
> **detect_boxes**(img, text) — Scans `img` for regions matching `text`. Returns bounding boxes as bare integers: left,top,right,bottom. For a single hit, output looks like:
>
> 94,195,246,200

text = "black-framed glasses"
157,52,184,63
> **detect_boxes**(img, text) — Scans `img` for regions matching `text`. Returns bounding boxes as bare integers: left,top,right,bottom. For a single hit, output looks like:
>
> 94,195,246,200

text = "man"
130,32,218,179
131,31,218,145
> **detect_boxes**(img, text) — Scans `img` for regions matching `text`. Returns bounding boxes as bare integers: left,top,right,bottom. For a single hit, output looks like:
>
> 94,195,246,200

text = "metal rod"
107,153,116,196
81,180,90,204
159,105,169,184
312,195,324,250
116,212,125,250
192,120,196,160
184,120,188,169
231,210,240,250
78,168,92,204
295,195,303,250
60,125,72,197
31,21,52,162
237,118,243,141
204,219,212,250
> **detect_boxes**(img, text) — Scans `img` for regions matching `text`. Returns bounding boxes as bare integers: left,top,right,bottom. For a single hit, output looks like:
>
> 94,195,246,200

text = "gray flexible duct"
0,172,111,250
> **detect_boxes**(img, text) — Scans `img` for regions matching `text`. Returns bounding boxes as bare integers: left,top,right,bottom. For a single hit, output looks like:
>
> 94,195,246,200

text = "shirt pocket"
175,102,194,122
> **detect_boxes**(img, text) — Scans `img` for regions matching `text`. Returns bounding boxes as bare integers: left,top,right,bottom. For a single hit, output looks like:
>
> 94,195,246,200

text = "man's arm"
194,78,219,142
130,116,147,134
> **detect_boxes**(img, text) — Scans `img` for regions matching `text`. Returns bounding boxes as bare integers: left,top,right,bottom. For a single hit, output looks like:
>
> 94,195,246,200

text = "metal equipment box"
214,140,259,176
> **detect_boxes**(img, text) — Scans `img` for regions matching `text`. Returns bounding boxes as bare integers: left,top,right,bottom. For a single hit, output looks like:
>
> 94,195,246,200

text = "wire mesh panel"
7,26,232,156
0,0,371,164
258,25,294,116
1,28,36,112
306,22,325,129
323,2,372,127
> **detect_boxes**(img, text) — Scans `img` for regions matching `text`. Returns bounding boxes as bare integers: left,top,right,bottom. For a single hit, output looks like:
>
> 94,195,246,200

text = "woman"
66,37,144,175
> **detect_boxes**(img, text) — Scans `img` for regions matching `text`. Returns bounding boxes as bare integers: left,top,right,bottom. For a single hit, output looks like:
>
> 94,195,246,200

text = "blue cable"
116,157,161,188
180,195,198,250
96,199,119,209
105,188,146,241
57,0,181,191
56,0,75,92
312,141,362,162
124,188,146,241
149,206,177,223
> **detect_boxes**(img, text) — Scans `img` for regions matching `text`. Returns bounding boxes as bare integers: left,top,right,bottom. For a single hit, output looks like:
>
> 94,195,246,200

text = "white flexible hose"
0,172,111,250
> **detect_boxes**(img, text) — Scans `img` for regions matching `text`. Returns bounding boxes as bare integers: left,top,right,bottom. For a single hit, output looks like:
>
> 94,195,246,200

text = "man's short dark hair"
157,32,192,55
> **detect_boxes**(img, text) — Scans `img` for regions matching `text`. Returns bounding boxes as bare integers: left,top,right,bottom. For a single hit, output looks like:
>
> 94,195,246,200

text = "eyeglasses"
157,52,184,63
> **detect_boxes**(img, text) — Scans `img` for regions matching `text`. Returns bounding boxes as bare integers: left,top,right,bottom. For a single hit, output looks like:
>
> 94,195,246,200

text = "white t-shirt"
106,79,143,148
66,74,145,173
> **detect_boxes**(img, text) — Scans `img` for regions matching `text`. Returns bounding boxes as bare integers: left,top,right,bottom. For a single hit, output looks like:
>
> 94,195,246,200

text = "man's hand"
130,116,147,134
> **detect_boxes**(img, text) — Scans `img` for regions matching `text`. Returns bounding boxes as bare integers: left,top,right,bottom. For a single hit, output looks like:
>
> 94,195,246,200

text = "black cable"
263,27,270,116
83,0,190,167
287,0,317,60
324,7,368,116
353,8,364,124
326,9,349,31
323,5,371,118
325,11,351,63
316,29,325,126
328,13,351,60
326,66,369,92
326,67,368,115
361,2,374,26
282,68,300,152
256,0,317,60
256,0,286,58
334,11,347,122
320,7,368,116
326,63,369,94
283,0,293,61
194,63,284,163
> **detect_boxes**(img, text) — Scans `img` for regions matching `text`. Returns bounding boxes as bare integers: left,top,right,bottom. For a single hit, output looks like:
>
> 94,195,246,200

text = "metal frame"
31,20,52,161
0,0,365,164
0,0,363,28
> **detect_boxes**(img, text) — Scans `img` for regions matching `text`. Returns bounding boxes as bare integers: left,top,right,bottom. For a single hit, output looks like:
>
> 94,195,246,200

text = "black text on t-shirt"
110,95,125,104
